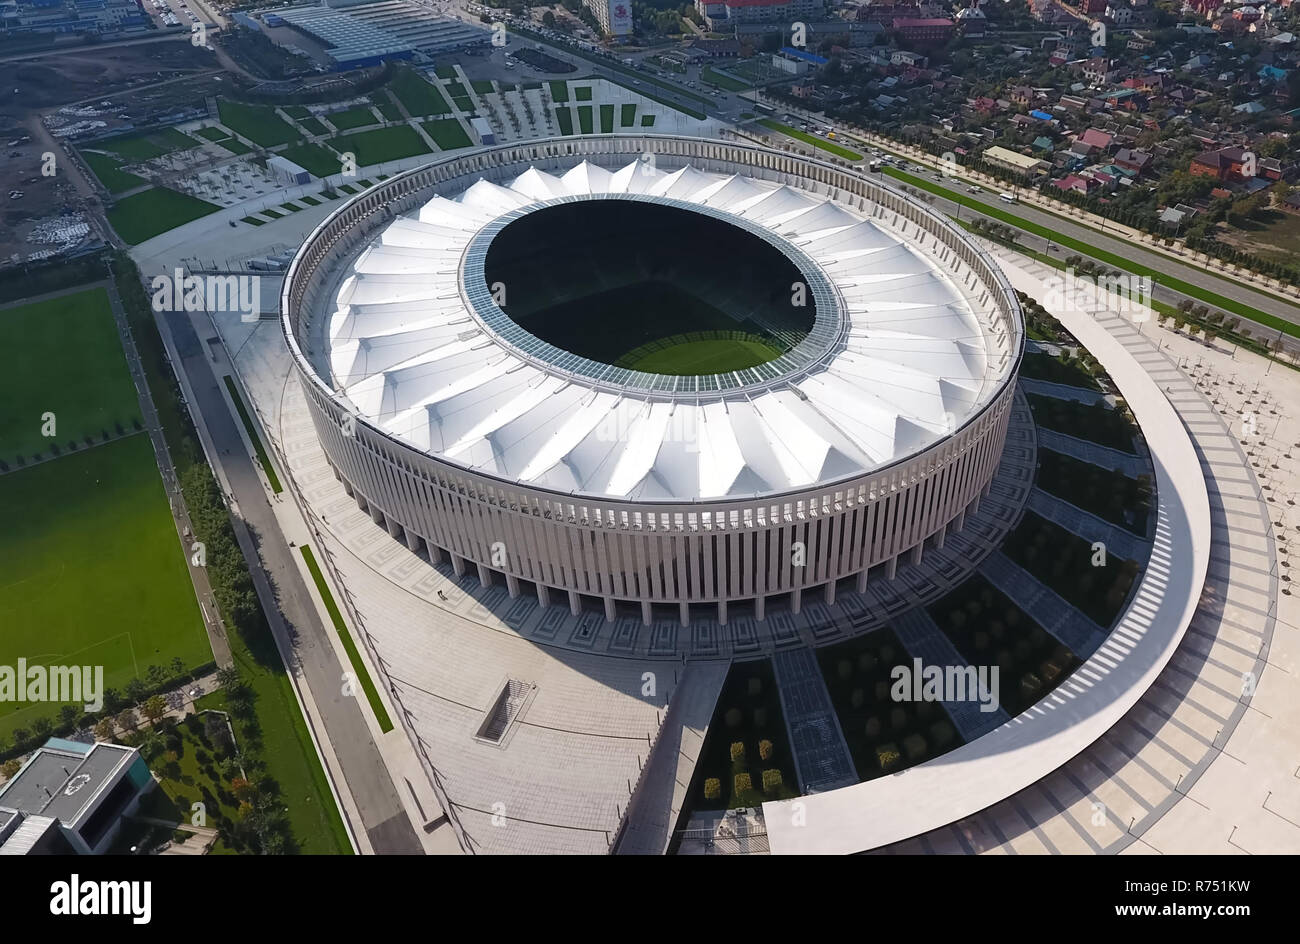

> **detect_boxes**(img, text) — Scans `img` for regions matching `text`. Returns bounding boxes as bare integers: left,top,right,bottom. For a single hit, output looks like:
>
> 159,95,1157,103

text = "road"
154,303,424,855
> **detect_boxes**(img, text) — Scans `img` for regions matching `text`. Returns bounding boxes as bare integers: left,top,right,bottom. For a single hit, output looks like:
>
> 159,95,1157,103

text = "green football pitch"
0,434,210,742
618,335,786,374
0,288,141,465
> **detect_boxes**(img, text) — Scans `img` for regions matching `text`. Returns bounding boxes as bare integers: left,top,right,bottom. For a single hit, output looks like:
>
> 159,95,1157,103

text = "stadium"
282,135,1024,627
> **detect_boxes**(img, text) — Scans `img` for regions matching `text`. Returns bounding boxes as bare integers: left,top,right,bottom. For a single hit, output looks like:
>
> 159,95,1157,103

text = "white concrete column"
405,530,423,553
824,581,836,606
369,505,385,527
886,555,898,579
506,574,520,598
569,590,581,616
856,568,868,593
475,563,491,587
604,596,616,621
755,594,766,622
935,523,947,549
717,599,727,626
451,554,466,577
428,544,444,565
679,601,690,627
910,543,923,566
536,583,550,608
641,600,653,626
791,587,802,616
953,509,966,533
386,517,403,540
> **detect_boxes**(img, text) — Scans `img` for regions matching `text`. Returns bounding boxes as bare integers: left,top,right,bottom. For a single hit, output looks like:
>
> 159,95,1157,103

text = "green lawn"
80,150,147,195
331,126,431,167
759,119,863,161
370,92,403,122
222,375,282,495
327,106,379,131
620,103,636,127
599,104,614,133
218,139,253,156
390,68,453,116
299,546,392,733
295,116,329,137
279,142,343,178
0,288,140,463
884,166,1300,339
556,107,575,135
577,105,594,134
702,67,748,91
640,114,656,127
435,64,457,79
97,127,200,161
0,434,210,744
217,100,299,148
574,85,593,101
471,79,495,95
619,335,784,374
299,194,321,206
195,126,231,142
421,118,472,151
549,80,570,103
282,105,311,119
109,187,222,245
444,79,468,99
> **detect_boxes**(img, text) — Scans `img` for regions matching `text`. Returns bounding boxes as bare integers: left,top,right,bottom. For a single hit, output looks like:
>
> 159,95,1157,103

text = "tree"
1,759,20,781
142,695,168,724
116,708,137,732
542,9,555,27
94,718,116,742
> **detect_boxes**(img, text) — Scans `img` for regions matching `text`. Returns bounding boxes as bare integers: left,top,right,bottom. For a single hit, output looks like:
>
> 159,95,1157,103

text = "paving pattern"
979,551,1109,658
1026,488,1151,566
892,609,1011,742
771,648,857,793
1036,428,1148,479
874,253,1289,856
1019,377,1111,406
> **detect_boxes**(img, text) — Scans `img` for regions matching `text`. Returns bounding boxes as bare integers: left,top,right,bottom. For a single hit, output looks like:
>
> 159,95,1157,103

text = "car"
966,185,981,193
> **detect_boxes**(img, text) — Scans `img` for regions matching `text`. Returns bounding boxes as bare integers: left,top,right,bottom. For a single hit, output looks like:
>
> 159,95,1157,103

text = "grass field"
217,100,299,148
327,106,379,131
600,104,614,133
702,67,748,91
218,139,253,156
331,126,431,167
549,80,570,103
279,142,343,178
299,546,392,733
556,107,575,135
884,165,1300,339
282,105,311,119
620,103,636,127
619,334,784,374
390,68,453,116
0,288,140,463
97,127,199,162
80,150,147,195
421,118,472,150
577,105,594,134
108,187,221,245
0,434,210,743
295,116,329,137
471,79,495,95
574,85,593,101
435,64,457,79
759,120,863,161
641,114,656,127
195,126,230,142
370,92,403,122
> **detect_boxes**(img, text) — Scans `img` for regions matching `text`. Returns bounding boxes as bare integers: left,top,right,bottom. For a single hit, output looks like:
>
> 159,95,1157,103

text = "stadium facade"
283,135,1023,626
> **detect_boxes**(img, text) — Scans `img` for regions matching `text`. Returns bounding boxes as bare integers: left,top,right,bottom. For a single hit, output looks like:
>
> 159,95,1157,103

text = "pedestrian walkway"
771,648,857,793
1019,377,1112,406
979,550,1108,657
1036,428,1147,478
1026,488,1150,564
892,609,1010,742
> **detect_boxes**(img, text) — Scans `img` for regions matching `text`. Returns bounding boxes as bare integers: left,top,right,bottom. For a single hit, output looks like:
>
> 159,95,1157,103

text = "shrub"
734,772,753,795
761,769,783,794
730,741,745,763
724,707,743,728
704,777,721,800
929,720,955,750
902,733,928,761
759,739,774,761
747,676,763,696
876,744,901,773
864,716,881,738
0,758,20,780
752,707,767,727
